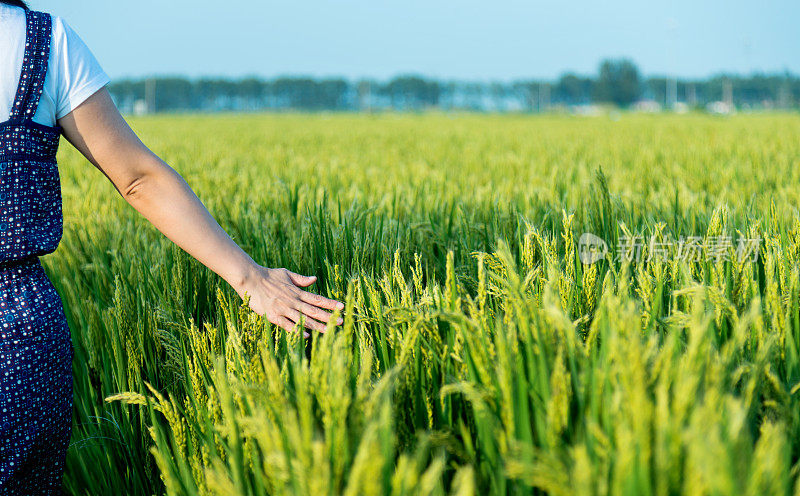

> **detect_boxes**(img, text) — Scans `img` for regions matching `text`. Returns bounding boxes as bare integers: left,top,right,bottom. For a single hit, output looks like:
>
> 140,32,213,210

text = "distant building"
570,104,604,116
133,99,148,116
673,102,689,114
706,101,734,115
633,100,662,113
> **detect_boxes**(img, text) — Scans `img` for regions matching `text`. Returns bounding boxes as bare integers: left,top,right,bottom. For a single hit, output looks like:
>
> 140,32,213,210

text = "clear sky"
30,0,800,81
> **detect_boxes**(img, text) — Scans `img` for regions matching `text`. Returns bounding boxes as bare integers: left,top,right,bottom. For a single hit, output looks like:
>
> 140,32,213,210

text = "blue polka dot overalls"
0,10,73,495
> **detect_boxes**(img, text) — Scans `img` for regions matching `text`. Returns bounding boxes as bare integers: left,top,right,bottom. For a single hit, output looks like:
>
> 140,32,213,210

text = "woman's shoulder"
45,13,93,65
41,11,110,121
45,12,73,40
0,4,24,22
10,10,74,40
0,7,69,36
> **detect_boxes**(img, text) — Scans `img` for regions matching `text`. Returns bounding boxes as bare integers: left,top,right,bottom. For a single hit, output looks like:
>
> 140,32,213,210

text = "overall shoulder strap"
8,11,52,123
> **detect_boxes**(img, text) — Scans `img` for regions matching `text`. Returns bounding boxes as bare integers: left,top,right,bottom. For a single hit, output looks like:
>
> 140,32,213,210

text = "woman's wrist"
225,257,262,298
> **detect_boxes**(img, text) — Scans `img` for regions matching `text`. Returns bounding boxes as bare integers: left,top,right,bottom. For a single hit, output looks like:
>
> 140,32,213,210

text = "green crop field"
51,113,800,495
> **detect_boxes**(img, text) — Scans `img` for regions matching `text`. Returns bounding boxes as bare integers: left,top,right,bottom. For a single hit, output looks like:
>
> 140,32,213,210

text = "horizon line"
108,69,800,84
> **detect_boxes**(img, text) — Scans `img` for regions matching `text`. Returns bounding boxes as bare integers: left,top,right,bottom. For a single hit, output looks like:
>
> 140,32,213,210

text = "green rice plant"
42,112,800,495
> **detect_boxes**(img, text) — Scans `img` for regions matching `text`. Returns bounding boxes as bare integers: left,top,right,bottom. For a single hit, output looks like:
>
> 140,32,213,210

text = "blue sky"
31,0,799,81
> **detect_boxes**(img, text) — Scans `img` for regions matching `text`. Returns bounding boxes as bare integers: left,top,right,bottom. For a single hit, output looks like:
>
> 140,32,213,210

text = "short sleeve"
50,17,110,120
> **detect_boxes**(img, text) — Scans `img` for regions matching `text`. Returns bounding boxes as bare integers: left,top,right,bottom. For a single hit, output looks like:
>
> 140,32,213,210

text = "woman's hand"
234,266,344,335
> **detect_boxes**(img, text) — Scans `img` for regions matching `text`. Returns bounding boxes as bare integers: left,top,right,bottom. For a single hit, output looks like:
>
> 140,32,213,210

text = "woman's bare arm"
58,87,342,334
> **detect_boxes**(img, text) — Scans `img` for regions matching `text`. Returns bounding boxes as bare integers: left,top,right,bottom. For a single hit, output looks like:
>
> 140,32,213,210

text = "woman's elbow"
122,174,150,199
120,157,174,202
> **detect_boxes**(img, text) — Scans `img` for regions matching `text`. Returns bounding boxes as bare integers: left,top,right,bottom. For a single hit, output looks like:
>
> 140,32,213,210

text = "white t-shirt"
0,5,110,127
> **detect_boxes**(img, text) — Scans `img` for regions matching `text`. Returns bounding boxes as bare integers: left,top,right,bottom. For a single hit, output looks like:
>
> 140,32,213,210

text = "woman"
0,1,343,492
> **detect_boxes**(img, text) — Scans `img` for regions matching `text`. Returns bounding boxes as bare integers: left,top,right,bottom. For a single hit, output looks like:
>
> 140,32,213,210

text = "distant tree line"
109,59,800,114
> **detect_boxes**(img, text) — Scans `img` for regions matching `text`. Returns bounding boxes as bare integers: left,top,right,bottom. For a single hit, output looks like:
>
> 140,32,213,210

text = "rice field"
50,112,800,495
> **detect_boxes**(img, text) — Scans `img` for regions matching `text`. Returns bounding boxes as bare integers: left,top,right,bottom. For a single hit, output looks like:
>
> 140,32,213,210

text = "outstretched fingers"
285,308,327,333
246,267,343,336
286,270,317,287
272,315,310,338
273,315,296,333
298,289,344,311
295,301,342,327
282,269,344,311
